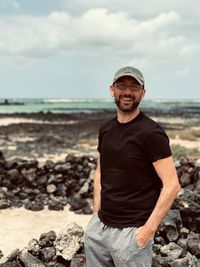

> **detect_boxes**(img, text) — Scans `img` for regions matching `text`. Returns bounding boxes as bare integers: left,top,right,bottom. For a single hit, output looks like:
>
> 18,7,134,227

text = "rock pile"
152,157,200,266
0,222,86,267
173,157,200,233
0,151,95,214
153,209,200,266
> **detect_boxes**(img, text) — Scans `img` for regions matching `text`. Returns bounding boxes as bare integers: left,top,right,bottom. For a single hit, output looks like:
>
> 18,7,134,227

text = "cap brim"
113,74,143,86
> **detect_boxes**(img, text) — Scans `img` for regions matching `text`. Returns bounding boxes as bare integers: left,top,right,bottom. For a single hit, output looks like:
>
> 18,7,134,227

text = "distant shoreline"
0,98,200,114
0,99,24,105
0,109,200,162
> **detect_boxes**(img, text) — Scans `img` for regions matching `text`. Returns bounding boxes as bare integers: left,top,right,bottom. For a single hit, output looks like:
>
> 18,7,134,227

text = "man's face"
110,76,145,113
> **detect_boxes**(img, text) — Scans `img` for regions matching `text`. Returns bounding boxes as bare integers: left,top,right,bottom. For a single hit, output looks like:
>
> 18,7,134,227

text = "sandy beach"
0,206,91,257
0,110,200,259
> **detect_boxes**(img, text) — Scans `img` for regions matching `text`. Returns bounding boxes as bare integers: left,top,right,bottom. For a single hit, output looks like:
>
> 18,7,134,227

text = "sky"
0,0,200,99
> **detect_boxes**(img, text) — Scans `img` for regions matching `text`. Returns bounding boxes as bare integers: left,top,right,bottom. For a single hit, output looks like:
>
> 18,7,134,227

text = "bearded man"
84,66,180,267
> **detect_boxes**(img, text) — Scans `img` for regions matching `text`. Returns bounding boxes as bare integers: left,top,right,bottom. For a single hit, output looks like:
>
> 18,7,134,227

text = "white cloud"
62,0,200,21
0,7,199,78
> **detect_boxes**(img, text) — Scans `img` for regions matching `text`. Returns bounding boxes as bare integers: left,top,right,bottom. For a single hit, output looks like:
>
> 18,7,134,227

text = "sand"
0,206,91,257
170,138,200,150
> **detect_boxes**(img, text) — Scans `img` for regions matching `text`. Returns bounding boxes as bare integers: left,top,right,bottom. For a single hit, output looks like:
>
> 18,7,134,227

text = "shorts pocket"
84,212,98,238
131,228,154,251
129,228,154,265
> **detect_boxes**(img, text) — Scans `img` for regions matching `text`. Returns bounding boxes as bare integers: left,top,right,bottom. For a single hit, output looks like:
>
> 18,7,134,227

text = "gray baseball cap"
112,66,144,86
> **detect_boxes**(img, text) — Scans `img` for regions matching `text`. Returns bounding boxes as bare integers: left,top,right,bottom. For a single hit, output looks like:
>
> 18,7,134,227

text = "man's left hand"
135,225,155,248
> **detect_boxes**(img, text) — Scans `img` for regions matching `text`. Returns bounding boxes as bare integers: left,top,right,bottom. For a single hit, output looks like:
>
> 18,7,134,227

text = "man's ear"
110,85,114,97
141,88,146,100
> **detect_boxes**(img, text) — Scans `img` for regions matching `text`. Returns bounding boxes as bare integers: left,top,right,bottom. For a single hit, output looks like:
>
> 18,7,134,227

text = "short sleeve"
144,128,172,162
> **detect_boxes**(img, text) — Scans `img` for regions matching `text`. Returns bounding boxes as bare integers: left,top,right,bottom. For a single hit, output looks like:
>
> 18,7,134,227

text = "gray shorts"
84,213,153,267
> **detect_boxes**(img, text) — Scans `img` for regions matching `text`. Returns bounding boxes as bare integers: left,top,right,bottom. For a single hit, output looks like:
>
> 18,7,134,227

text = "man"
84,66,180,267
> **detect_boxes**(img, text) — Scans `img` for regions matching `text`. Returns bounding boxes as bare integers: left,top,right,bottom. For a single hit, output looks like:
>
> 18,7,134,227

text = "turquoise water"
0,98,199,114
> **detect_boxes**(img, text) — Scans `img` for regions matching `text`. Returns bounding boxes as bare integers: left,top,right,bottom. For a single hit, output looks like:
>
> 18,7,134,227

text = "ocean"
0,98,200,114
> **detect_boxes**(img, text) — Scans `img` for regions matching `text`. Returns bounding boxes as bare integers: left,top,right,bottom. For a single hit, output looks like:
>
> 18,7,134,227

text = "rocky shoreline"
0,152,200,266
0,109,199,162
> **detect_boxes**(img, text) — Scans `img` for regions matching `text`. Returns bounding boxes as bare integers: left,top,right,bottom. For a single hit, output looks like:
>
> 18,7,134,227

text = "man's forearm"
93,157,101,213
145,177,180,233
93,172,101,213
135,156,180,247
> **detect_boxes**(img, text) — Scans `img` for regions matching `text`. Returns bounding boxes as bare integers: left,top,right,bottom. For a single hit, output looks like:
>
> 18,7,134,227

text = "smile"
121,97,133,102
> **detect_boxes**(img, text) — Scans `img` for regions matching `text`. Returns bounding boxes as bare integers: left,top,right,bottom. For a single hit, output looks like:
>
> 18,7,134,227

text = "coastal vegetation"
171,144,200,158
167,129,200,141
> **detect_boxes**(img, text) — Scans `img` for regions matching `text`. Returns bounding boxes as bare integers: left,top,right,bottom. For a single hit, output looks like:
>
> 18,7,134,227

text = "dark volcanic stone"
48,199,64,210
180,173,191,187
39,231,57,248
6,169,21,183
27,239,40,256
47,174,59,184
44,160,55,170
21,168,37,183
55,184,67,196
170,256,190,267
6,249,20,262
24,200,44,211
68,194,85,211
152,254,171,267
173,188,200,232
0,199,11,209
187,237,200,257
46,262,69,267
179,227,190,238
160,242,183,259
24,160,38,169
0,151,6,168
0,262,22,267
37,175,48,186
11,198,23,208
76,165,83,172
19,250,45,267
54,163,72,173
81,204,92,215
158,209,182,242
0,250,3,259
4,160,17,170
65,154,77,164
177,238,188,250
41,247,56,262
154,236,166,246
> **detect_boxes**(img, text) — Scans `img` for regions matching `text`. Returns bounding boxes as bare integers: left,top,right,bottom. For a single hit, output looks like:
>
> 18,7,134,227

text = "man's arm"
93,155,101,214
136,156,180,246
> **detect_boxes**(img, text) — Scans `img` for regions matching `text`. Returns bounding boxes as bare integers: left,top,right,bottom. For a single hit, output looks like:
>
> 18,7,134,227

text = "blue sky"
0,0,200,99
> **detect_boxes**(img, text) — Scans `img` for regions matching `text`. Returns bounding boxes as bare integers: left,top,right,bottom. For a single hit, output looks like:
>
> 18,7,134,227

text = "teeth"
123,98,132,101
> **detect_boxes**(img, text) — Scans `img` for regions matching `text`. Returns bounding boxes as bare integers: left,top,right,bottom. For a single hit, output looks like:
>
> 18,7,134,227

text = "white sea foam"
0,118,77,126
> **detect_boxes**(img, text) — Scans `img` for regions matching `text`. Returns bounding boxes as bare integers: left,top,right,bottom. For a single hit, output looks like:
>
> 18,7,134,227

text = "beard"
114,94,141,112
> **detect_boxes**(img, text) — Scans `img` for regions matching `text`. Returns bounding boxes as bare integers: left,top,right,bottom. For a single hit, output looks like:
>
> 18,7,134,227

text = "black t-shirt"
97,111,172,228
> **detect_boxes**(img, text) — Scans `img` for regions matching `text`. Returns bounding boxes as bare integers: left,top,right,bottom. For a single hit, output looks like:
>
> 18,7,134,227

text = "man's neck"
117,108,140,123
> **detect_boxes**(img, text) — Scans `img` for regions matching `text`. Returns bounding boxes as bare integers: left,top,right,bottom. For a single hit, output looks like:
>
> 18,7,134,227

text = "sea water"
0,98,200,114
